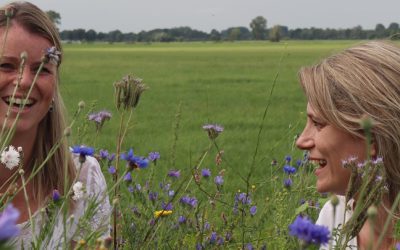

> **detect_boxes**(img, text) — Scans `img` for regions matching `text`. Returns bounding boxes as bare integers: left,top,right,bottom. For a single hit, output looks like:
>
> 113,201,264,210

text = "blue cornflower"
283,165,297,175
0,204,20,241
72,145,95,163
296,159,302,167
168,170,181,178
285,155,292,163
289,215,330,246
214,175,224,186
108,153,116,162
128,186,134,193
284,178,293,188
108,166,116,175
178,215,186,224
148,152,160,162
123,172,132,182
52,189,61,202
201,168,211,178
121,149,149,170
99,149,109,159
250,206,257,216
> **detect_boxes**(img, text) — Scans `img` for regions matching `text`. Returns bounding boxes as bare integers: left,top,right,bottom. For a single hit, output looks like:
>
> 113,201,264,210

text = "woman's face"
296,103,367,195
0,23,57,134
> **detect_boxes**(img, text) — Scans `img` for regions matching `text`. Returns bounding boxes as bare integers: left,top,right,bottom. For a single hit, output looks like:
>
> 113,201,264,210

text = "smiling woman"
296,41,400,249
0,1,110,248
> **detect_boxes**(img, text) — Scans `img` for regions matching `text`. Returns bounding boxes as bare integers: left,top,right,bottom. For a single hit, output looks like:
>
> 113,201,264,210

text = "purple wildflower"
284,178,293,188
289,215,330,246
236,192,251,205
204,222,210,231
209,232,217,244
246,243,255,250
123,172,132,182
149,192,158,202
217,237,224,246
296,159,302,167
285,155,292,163
168,190,175,197
178,215,186,224
52,189,61,202
72,145,95,163
162,202,173,210
225,231,232,241
283,165,297,175
0,204,20,241
44,46,61,64
202,124,224,139
168,170,181,178
88,110,112,131
395,242,400,250
148,152,160,162
201,168,211,178
108,166,116,175
250,206,257,216
108,153,116,162
121,149,149,169
135,183,142,191
180,195,197,208
99,149,109,159
128,186,134,193
214,175,224,186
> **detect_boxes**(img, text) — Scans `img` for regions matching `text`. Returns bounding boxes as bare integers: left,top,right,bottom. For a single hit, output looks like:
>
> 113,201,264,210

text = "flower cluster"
72,181,85,201
289,215,330,246
114,74,147,110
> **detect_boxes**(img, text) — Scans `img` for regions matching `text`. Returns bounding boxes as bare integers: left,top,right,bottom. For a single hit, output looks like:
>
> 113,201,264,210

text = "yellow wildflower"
154,210,173,218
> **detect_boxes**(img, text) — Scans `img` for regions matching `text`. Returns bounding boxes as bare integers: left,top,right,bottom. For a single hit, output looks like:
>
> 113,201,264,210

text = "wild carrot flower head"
0,204,20,241
202,124,224,139
114,74,148,110
72,181,85,201
1,145,20,170
289,215,330,246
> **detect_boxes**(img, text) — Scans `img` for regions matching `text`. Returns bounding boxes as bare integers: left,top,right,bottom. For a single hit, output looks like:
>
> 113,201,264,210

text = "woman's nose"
296,128,314,150
15,68,34,90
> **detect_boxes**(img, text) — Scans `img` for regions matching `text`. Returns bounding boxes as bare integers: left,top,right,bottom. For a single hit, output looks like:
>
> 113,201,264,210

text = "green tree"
250,16,267,40
210,29,221,42
46,10,61,26
269,25,281,42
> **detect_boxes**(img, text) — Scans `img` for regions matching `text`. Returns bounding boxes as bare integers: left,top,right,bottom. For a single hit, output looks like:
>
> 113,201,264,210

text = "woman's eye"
0,63,15,71
312,120,325,129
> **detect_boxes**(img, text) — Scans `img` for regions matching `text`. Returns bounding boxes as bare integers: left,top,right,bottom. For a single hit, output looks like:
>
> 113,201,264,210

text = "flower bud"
330,194,339,207
367,205,378,220
63,127,72,137
78,101,85,109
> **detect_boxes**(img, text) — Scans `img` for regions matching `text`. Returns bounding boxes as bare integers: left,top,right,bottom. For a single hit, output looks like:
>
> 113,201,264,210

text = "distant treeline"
59,24,400,43
54,13,400,43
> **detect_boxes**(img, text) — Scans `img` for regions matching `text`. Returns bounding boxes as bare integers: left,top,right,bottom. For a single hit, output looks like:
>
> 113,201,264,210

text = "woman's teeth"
4,97,34,107
310,159,327,167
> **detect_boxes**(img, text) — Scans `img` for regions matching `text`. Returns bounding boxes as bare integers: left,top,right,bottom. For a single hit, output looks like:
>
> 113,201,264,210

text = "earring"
49,98,54,112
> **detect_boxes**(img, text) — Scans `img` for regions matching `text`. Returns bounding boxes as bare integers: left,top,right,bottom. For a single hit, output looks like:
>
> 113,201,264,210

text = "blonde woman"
0,1,110,248
296,41,400,249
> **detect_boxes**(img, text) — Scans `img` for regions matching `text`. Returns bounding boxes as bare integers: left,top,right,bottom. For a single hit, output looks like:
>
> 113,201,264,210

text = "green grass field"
60,40,357,178
58,40,366,248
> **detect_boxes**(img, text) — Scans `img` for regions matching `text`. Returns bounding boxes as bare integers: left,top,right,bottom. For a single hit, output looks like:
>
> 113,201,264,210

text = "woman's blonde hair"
0,1,76,204
299,41,400,205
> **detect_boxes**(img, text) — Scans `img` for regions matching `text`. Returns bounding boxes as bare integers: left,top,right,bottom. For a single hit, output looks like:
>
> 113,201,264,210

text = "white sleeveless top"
10,155,111,249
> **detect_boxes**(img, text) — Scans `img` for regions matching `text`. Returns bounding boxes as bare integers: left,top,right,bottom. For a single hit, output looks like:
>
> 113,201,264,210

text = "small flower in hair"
1,145,20,170
43,46,61,65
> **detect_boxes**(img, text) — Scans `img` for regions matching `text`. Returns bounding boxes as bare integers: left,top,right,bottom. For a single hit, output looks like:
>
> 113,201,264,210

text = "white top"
10,155,111,249
316,195,357,249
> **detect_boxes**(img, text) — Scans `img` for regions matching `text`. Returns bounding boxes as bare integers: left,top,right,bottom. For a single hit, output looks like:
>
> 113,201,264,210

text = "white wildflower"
1,145,20,170
72,181,85,201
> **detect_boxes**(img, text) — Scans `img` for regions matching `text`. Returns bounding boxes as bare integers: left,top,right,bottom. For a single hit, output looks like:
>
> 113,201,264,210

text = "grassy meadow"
58,40,360,248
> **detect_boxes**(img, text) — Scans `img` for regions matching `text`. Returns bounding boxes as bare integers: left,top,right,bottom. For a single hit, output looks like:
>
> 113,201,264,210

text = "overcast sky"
24,0,400,33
